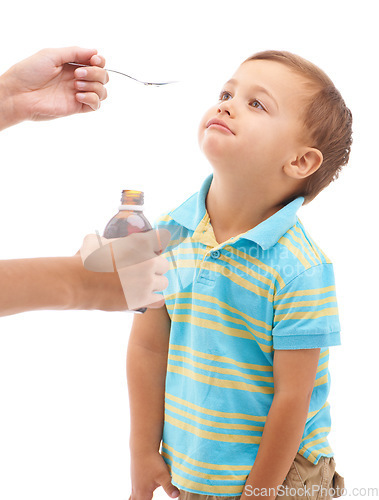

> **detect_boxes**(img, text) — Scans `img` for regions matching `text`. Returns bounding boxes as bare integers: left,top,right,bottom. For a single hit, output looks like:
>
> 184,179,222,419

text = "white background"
0,1,377,499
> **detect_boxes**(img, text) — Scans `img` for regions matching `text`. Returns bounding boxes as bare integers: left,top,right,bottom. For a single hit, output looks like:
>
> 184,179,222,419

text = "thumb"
49,46,98,66
159,474,180,498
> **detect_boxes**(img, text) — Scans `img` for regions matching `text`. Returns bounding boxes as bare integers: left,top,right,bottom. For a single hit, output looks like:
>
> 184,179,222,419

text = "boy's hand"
129,451,180,500
0,46,108,126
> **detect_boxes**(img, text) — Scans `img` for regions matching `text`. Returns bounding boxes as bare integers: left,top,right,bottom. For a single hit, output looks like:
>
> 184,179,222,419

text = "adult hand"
0,230,171,317
79,229,171,311
0,46,108,129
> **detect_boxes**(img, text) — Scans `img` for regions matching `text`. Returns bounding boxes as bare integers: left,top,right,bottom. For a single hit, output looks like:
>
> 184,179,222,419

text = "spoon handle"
68,62,178,87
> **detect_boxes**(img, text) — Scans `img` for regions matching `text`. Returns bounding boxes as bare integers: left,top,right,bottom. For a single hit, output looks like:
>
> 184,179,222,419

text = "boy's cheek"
197,107,217,140
197,121,208,148
197,129,206,152
199,106,217,126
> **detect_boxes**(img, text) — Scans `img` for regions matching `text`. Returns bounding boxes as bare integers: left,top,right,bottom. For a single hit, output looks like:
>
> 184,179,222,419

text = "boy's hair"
244,50,353,205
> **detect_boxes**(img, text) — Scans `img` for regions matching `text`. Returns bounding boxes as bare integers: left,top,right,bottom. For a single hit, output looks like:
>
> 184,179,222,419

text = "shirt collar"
169,174,304,250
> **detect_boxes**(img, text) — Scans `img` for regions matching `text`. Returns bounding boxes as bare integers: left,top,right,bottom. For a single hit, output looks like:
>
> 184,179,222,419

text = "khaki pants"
178,453,345,500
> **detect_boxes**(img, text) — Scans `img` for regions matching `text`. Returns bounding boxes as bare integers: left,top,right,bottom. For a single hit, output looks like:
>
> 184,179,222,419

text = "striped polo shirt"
154,174,341,496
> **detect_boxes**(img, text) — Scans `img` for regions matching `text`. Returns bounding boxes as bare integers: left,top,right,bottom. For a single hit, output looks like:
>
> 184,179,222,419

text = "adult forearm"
241,393,311,500
0,73,22,131
0,256,81,316
126,342,167,455
0,254,126,317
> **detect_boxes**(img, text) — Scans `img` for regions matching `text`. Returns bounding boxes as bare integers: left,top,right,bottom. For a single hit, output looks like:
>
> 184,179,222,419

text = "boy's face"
198,59,311,178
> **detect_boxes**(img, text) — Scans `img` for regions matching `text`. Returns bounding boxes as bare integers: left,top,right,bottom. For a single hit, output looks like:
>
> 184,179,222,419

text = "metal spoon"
68,62,178,87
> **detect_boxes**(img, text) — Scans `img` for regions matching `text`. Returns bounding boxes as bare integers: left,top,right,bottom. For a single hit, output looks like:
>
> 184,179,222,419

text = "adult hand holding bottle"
80,229,171,312
0,229,170,317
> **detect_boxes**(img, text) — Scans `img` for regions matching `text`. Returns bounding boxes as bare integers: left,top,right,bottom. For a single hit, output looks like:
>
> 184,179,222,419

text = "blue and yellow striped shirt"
154,174,341,496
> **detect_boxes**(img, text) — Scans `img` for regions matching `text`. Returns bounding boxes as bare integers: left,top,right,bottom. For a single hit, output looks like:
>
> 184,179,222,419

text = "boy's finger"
160,480,180,499
157,471,180,499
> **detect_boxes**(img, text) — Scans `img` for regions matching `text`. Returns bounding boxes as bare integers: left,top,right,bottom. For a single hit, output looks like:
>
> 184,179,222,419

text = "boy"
126,51,352,500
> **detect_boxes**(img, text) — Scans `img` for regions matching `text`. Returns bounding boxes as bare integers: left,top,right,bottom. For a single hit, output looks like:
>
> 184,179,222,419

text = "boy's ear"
283,148,323,180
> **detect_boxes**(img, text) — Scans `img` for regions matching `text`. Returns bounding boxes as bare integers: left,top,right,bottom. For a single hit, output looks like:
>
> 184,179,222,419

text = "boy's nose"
217,105,231,116
217,100,232,116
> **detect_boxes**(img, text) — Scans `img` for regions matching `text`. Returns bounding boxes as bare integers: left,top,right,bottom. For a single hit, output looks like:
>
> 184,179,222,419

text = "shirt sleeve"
272,263,341,350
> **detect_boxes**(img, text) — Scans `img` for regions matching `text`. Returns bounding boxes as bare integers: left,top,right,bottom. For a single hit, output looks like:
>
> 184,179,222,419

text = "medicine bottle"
103,190,152,313
103,190,152,238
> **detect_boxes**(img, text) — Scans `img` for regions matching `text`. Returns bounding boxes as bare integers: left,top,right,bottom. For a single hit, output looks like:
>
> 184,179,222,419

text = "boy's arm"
240,348,321,500
127,306,180,500
127,306,170,454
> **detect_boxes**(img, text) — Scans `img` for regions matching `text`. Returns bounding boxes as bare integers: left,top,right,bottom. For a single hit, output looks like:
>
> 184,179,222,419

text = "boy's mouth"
206,118,234,135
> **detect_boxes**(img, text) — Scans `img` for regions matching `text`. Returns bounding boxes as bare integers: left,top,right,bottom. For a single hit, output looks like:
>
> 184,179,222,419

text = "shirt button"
211,250,220,259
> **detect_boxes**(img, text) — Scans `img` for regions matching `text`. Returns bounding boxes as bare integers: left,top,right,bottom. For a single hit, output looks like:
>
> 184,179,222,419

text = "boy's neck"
205,173,289,245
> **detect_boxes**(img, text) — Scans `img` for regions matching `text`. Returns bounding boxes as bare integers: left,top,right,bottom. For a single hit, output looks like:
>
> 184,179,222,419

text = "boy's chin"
201,139,234,165
203,155,237,173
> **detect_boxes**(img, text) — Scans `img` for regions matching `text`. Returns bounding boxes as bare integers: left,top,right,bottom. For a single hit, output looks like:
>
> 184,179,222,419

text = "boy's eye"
219,91,266,111
250,99,265,111
219,90,232,101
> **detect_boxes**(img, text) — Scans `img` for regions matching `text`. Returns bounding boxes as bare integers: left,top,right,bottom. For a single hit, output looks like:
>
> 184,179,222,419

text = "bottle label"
118,205,144,211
